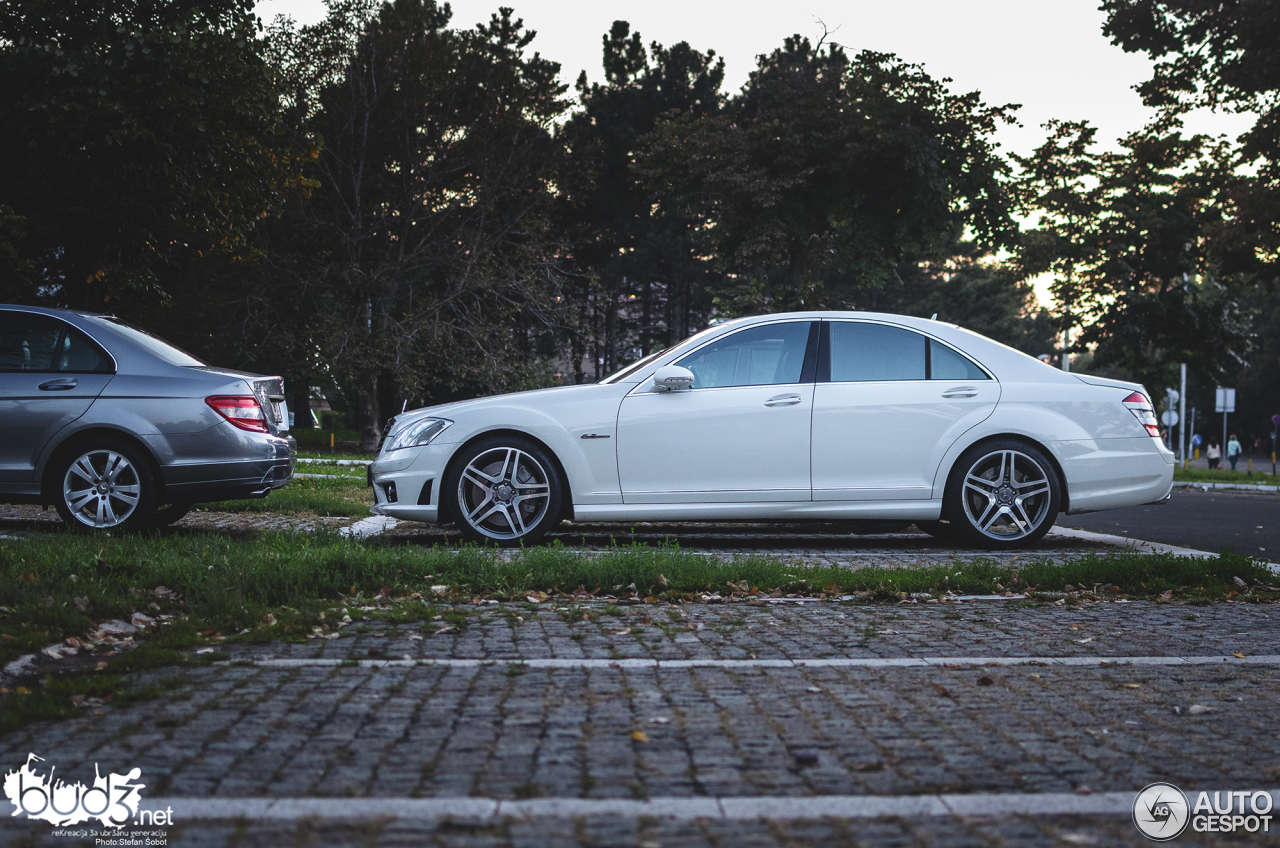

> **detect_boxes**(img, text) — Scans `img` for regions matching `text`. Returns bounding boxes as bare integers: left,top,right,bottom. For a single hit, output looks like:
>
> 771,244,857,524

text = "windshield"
89,316,206,367
597,325,724,384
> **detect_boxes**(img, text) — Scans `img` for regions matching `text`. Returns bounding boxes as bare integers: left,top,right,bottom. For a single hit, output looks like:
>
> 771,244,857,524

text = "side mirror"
652,365,695,392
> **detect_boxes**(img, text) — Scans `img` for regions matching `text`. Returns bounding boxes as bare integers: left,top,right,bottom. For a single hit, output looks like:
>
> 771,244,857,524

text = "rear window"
89,317,205,367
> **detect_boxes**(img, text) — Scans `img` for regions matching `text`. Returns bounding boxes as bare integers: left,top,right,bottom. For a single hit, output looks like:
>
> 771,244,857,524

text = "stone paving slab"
2,811,1273,847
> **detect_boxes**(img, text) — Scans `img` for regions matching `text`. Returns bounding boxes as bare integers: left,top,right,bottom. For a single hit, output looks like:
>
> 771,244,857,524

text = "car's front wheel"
444,436,564,546
944,440,1061,549
53,439,158,532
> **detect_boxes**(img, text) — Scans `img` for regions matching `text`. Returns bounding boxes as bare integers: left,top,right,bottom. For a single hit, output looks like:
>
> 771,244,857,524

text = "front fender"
439,393,626,505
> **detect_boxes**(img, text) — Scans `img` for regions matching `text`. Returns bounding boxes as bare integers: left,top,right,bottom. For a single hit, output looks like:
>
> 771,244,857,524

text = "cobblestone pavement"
4,601,1279,847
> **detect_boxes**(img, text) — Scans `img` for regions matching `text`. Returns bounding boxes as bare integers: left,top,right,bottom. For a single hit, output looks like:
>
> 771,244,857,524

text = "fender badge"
580,433,611,439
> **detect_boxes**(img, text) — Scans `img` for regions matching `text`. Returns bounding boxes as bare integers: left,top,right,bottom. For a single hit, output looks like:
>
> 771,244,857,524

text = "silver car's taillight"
1122,391,1160,438
206,395,270,433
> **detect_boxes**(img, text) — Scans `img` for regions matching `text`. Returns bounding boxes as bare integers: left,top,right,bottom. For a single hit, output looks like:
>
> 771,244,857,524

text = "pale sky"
258,0,1253,307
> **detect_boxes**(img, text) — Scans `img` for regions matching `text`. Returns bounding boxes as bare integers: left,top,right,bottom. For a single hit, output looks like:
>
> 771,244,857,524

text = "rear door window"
0,311,113,373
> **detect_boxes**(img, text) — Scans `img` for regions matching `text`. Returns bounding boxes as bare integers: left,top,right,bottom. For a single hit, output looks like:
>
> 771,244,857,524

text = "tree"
0,0,310,308
1101,0,1279,280
265,0,574,448
558,21,725,379
1015,121,1254,389
636,38,1019,314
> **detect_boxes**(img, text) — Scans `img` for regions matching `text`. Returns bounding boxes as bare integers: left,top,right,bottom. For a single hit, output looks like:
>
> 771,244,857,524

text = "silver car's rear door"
0,310,115,483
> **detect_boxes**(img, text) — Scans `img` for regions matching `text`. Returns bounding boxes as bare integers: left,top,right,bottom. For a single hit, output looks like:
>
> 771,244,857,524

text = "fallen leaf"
1124,683,1141,689
631,730,649,743
1188,704,1212,716
1073,637,1093,644
195,648,216,654
263,614,277,627
657,573,668,588
1234,576,1248,588
649,717,671,724
806,686,822,693
855,762,885,772
977,676,994,686
610,627,631,636
73,597,88,612
1233,651,1246,658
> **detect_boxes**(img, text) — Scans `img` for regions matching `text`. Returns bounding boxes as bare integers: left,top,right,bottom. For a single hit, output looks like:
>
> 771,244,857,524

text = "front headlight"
381,417,452,453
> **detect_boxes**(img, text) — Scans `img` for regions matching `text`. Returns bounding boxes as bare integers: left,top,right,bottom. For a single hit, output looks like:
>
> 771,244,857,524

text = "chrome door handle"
764,394,802,407
941,387,978,398
38,379,77,391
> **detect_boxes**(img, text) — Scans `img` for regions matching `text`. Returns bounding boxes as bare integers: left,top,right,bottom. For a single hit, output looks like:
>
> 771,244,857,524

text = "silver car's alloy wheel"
959,449,1052,541
457,447,551,540
62,450,143,529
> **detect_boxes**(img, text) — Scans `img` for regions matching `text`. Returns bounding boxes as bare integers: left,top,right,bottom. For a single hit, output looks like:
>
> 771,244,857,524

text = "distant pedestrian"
1228,434,1243,471
1207,440,1221,470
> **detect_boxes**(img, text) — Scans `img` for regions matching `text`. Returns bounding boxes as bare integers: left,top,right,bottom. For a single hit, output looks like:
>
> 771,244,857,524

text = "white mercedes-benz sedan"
369,312,1174,548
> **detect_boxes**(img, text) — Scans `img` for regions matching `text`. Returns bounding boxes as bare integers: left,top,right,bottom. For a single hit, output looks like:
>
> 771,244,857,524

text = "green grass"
1175,466,1280,486
297,449,374,462
0,531,1274,668
201,476,373,517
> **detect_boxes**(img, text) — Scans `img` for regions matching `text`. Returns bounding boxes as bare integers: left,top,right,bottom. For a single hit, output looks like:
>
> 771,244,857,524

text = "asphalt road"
1058,487,1280,559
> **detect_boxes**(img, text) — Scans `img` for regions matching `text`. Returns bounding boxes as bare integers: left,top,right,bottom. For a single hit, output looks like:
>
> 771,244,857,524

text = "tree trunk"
357,374,381,452
291,383,314,430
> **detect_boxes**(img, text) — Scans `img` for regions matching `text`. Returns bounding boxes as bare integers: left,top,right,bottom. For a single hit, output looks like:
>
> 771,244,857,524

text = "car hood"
396,382,615,425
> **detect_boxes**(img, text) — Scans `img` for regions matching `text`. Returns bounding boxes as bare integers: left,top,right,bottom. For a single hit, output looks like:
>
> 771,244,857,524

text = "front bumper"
368,442,453,523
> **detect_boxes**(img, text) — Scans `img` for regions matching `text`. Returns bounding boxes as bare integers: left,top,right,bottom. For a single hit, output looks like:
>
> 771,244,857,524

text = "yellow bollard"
330,432,335,456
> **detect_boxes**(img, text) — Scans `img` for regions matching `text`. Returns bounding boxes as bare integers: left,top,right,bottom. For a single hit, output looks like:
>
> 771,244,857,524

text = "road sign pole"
1179,363,1187,461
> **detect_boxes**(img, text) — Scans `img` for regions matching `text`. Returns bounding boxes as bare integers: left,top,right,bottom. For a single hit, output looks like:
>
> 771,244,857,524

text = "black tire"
444,435,564,547
943,439,1061,550
52,438,158,533
146,502,193,528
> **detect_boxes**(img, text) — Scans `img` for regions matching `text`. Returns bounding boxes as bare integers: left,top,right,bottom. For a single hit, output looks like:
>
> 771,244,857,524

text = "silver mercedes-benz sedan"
0,304,296,531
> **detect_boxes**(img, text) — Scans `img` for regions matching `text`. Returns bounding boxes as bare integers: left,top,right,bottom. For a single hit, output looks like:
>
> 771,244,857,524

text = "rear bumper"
1047,437,1174,515
154,434,296,504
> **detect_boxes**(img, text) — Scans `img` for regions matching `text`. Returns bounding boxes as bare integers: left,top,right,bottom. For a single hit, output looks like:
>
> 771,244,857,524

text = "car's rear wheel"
444,436,564,546
944,440,1060,549
54,439,158,532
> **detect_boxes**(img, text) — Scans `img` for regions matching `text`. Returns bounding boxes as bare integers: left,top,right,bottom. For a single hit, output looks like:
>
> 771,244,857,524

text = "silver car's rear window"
89,317,206,367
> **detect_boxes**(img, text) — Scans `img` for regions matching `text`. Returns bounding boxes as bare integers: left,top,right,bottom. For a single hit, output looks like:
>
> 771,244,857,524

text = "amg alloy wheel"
946,441,1060,549
446,437,563,546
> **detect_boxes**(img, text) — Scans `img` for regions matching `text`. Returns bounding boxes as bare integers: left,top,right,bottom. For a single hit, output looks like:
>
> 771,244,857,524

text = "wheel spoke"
499,449,520,483
1011,499,1036,533
1014,480,1050,499
71,457,97,484
975,501,1000,531
501,503,527,535
466,493,497,522
68,492,96,512
103,452,126,483
964,474,999,496
463,464,500,486
112,488,140,507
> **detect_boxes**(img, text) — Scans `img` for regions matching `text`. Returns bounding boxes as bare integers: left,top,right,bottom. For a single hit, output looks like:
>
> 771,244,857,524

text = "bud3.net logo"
1134,782,1277,841
3,753,168,828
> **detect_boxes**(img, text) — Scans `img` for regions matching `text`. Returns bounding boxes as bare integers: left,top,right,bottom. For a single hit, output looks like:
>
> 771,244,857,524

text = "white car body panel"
617,382,813,502
369,310,1174,526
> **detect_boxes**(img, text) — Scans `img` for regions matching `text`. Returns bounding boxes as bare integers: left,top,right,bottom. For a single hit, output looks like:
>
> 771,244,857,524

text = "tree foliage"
558,21,725,378
0,0,310,307
636,38,1018,314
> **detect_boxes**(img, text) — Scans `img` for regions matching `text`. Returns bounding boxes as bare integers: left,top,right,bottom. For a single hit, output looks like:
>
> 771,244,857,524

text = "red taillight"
1121,391,1160,437
206,395,269,433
